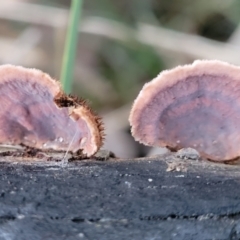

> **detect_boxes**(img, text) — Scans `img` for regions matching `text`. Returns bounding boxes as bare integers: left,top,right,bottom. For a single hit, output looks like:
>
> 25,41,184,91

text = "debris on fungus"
129,60,240,162
0,65,104,157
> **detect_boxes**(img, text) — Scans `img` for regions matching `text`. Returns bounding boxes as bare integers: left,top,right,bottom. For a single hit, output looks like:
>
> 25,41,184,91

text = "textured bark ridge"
0,65,104,157
129,60,240,161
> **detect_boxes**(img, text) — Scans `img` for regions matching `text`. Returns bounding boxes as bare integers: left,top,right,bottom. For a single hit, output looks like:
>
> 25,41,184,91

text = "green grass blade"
60,0,83,93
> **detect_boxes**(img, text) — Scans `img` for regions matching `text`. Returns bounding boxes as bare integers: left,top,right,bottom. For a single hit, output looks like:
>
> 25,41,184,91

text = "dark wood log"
0,153,239,239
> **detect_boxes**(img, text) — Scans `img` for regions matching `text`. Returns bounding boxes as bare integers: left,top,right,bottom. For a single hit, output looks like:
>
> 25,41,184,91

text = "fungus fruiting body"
0,65,103,157
129,60,240,161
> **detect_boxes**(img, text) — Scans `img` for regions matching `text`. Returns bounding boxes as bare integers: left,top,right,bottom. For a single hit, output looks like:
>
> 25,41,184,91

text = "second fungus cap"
129,60,240,161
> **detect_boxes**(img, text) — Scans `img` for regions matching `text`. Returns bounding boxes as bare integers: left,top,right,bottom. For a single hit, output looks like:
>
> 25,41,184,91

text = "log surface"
0,154,240,240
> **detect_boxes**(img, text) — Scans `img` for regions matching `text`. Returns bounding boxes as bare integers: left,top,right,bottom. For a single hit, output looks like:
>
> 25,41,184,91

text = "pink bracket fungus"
129,60,240,162
0,65,104,157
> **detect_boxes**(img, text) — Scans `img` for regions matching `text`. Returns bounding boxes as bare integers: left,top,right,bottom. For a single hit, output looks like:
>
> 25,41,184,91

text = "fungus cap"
129,60,240,161
0,65,103,157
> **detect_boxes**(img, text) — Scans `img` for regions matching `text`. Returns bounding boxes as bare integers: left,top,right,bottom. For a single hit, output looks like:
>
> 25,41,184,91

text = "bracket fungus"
0,65,104,157
129,60,240,162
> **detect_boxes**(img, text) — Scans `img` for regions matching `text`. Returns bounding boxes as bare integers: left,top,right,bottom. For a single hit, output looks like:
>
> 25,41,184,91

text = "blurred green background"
1,0,240,157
